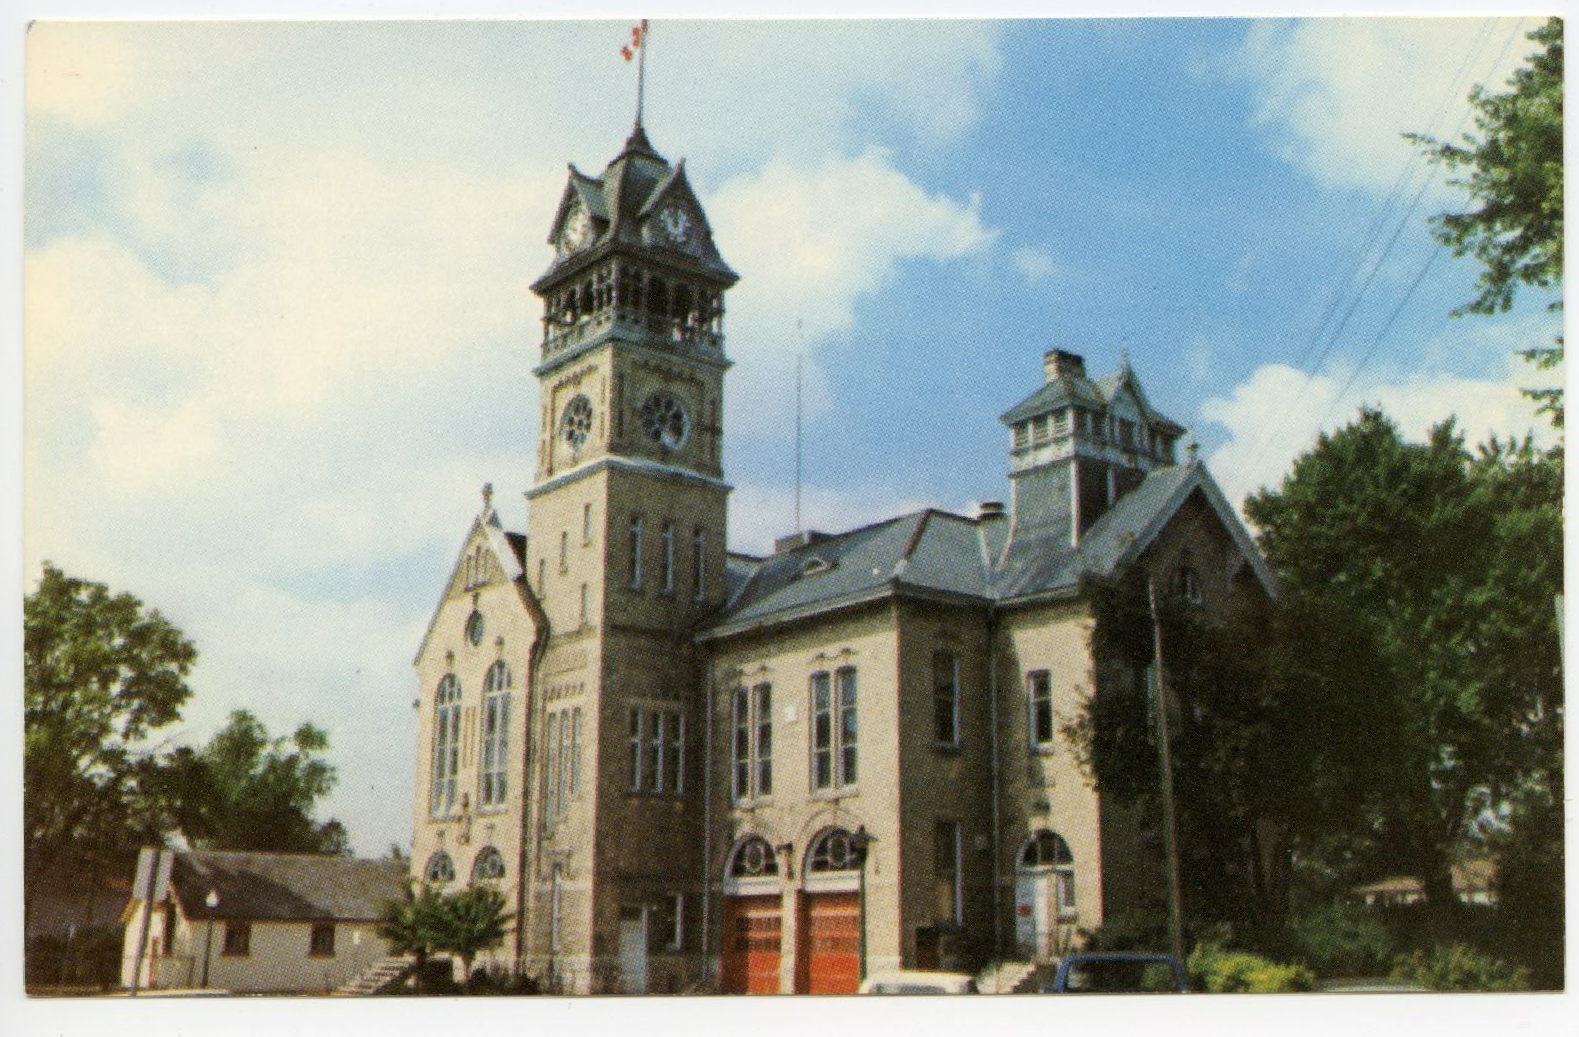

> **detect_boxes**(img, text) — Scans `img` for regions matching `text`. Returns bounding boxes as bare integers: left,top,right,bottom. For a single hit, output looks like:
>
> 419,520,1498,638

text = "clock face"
639,392,688,450
562,204,593,252
658,206,691,245
561,394,594,450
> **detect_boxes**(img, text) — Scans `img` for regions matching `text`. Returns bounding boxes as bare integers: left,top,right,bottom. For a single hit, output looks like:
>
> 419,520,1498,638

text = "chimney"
1044,349,1086,383
975,500,1006,521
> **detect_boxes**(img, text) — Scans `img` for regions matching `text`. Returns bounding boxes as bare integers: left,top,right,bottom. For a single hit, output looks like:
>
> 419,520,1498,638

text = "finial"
1119,341,1131,371
1187,441,1199,462
621,20,651,131
481,482,494,513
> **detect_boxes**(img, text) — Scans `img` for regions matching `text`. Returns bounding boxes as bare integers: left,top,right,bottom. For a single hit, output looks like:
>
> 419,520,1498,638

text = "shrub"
1187,940,1317,993
1285,900,1395,977
1390,944,1530,992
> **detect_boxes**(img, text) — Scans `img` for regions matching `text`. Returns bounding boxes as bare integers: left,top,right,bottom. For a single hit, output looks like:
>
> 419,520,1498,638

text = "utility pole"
1148,576,1185,964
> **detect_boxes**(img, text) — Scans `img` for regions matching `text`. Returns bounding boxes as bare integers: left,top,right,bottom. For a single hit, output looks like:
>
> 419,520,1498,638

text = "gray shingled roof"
999,374,1108,425
706,461,1274,638
169,851,407,923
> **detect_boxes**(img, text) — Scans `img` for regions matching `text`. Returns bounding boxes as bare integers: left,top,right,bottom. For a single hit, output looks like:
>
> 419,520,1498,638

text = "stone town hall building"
407,119,1274,994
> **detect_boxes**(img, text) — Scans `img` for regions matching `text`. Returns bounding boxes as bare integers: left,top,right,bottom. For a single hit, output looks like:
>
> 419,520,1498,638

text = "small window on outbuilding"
309,922,336,957
222,921,251,957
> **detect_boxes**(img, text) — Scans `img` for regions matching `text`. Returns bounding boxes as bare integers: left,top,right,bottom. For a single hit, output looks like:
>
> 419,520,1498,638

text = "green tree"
428,885,514,985
1412,18,1564,425
376,884,446,991
156,709,347,854
1245,409,1563,910
23,564,197,928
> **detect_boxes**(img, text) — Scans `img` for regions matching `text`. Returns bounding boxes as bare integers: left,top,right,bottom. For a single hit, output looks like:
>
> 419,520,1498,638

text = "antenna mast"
795,331,804,535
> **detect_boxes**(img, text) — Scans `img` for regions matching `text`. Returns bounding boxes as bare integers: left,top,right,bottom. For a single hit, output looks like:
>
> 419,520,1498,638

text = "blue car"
1044,954,1188,993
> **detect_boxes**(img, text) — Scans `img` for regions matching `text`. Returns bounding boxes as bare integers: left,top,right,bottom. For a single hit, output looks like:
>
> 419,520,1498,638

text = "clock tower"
520,120,736,991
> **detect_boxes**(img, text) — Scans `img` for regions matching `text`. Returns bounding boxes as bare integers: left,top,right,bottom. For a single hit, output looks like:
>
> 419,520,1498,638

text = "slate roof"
704,461,1274,639
168,851,407,923
537,124,737,287
1000,360,1182,431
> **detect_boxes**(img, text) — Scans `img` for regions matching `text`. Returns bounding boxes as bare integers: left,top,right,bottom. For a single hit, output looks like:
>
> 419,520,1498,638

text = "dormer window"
1180,565,1202,605
1053,408,1070,436
800,556,833,578
1032,414,1051,444
1012,423,1030,450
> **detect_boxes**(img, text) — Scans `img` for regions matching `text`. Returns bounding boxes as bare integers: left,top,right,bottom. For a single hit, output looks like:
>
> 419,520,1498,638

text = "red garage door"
722,895,781,994
797,892,860,994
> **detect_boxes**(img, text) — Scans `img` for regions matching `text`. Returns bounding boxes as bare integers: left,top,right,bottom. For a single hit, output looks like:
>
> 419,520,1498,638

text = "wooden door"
797,892,860,994
721,895,781,994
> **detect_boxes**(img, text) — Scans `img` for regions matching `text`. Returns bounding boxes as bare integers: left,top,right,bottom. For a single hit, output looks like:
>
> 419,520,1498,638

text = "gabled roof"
412,502,539,665
1096,361,1185,433
999,372,1107,425
706,461,1275,639
167,851,406,923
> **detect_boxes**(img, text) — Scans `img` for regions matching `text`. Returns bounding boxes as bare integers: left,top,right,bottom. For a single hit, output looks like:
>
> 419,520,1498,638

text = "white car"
858,970,979,994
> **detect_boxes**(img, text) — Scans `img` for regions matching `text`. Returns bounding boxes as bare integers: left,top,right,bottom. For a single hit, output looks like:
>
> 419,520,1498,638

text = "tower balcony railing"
543,306,724,359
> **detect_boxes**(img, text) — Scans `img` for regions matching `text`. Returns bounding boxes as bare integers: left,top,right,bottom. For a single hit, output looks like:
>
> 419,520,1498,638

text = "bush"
1390,944,1530,992
1284,901,1395,977
1187,941,1317,993
1081,908,1170,953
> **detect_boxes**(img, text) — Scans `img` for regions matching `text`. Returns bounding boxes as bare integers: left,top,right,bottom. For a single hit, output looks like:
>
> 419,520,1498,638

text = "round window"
639,392,688,450
465,610,485,646
561,395,594,449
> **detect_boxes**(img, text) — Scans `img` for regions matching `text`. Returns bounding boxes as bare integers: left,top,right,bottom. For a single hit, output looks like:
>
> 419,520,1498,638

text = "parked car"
859,970,979,994
1043,954,1187,993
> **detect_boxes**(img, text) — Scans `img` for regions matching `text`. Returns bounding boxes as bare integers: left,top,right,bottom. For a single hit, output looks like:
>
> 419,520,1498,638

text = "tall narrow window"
579,583,589,625
479,662,510,808
837,667,858,786
630,515,644,590
692,527,706,602
545,709,561,820
1028,670,1054,750
733,683,773,801
754,683,773,797
582,502,593,544
537,558,546,595
732,686,751,801
559,530,569,573
811,672,833,791
664,711,684,794
661,521,676,593
629,708,643,792
550,866,564,953
934,821,962,925
430,675,460,815
644,709,663,791
568,707,582,796
811,668,858,790
933,650,959,746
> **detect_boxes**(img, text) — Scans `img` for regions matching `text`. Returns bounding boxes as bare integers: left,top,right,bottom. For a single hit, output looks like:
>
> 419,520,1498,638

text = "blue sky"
20,16,1561,859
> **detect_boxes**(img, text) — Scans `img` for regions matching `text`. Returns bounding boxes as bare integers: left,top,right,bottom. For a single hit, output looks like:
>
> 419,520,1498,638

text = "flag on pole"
621,20,649,61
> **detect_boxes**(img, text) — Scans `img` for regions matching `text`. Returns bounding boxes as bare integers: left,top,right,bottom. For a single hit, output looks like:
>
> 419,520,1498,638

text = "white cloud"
1012,245,1063,285
708,150,998,440
1202,346,1559,510
1230,17,1541,193
22,22,1012,855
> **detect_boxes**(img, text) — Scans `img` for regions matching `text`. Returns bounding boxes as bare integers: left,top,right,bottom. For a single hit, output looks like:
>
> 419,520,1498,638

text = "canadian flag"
621,20,649,61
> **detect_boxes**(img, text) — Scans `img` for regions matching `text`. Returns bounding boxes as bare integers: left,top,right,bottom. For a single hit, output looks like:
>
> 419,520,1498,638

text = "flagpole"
636,22,647,127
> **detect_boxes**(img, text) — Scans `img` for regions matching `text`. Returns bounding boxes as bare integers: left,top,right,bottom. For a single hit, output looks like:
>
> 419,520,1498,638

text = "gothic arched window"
479,662,511,808
728,836,779,878
424,850,456,884
430,676,461,816
471,846,506,883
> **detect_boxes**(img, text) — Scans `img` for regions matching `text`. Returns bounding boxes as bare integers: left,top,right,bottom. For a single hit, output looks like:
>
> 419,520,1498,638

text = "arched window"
471,846,506,883
479,662,511,808
807,827,862,873
430,676,461,816
1021,830,1073,868
729,836,779,878
424,850,455,884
